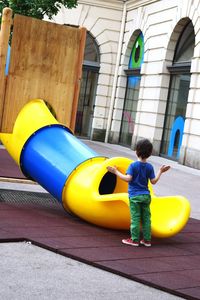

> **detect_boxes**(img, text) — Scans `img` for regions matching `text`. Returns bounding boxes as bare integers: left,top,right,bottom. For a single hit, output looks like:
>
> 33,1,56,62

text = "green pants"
129,194,151,242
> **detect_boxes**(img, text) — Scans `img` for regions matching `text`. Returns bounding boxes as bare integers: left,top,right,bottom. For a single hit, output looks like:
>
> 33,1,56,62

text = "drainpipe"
104,0,127,143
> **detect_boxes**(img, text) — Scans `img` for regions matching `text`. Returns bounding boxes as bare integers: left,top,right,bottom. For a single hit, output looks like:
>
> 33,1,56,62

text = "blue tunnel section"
20,124,100,202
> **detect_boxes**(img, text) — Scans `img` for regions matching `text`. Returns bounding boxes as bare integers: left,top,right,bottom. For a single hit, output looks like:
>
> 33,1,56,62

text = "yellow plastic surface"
151,195,191,237
0,99,58,164
0,99,191,237
62,156,191,237
62,157,131,230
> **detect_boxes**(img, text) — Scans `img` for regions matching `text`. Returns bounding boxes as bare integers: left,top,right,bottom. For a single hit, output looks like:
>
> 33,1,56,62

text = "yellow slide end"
62,157,131,230
62,156,190,236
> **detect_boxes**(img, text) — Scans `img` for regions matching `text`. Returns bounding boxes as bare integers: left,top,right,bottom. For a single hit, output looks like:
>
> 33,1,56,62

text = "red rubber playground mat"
0,148,26,179
0,189,200,300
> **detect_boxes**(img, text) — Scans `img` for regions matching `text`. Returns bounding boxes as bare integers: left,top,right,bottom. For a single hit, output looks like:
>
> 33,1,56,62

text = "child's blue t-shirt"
126,161,155,197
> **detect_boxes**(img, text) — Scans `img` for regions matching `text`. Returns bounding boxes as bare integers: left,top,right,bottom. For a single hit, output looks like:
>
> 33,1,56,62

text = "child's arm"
107,166,132,182
150,165,170,185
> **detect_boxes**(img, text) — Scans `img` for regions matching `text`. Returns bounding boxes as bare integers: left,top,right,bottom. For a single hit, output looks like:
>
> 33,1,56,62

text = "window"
75,33,100,138
160,21,195,160
119,33,144,146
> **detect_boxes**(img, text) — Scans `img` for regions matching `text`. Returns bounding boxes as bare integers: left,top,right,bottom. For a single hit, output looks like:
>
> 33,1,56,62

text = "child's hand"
107,165,117,174
160,165,170,173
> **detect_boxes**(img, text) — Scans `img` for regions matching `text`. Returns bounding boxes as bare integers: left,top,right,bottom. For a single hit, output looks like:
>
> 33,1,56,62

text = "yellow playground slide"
0,99,191,238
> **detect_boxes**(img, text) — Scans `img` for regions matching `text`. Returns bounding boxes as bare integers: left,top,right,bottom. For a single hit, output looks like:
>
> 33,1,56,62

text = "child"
107,138,170,247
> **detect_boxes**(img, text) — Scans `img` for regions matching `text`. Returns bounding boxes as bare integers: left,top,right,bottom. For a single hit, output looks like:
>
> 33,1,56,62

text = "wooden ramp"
0,10,86,133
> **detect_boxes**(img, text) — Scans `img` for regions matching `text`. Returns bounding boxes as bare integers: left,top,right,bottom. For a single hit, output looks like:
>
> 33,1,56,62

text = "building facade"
53,0,200,170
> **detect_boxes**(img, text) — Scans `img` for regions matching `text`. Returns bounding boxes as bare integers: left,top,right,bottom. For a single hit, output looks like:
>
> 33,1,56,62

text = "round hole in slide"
99,172,117,195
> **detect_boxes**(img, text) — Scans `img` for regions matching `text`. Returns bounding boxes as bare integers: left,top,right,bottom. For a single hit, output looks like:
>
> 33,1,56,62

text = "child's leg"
129,198,141,242
141,197,151,241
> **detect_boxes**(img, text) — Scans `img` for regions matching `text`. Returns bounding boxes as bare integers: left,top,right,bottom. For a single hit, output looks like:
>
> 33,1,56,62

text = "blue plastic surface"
20,125,100,201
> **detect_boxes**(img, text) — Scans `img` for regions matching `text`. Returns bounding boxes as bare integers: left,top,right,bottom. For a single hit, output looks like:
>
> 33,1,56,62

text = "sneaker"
140,239,151,247
122,238,139,247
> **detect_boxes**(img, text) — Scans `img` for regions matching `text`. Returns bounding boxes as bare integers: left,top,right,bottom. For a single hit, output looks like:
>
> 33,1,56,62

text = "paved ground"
0,140,200,300
0,242,183,300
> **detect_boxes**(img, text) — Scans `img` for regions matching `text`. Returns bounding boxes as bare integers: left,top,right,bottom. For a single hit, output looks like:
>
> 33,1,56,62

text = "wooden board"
1,14,86,132
0,8,12,130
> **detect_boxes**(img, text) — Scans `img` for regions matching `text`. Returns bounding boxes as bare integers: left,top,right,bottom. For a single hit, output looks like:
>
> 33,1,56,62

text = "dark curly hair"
135,139,153,159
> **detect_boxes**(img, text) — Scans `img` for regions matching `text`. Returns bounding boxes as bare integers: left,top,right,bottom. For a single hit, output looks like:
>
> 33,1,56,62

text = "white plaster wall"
123,1,200,159
178,1,200,168
51,0,200,167
52,0,124,134
124,0,179,144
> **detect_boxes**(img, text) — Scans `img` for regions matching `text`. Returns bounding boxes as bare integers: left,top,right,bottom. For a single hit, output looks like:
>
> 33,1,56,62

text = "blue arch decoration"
167,116,185,158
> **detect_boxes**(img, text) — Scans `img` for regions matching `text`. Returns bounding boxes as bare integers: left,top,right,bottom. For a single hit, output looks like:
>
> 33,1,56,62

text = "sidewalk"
0,140,199,300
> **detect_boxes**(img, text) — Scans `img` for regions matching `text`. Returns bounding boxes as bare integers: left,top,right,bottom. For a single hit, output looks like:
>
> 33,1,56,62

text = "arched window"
75,33,100,138
160,21,195,160
119,32,144,146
